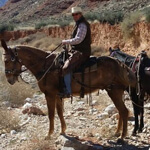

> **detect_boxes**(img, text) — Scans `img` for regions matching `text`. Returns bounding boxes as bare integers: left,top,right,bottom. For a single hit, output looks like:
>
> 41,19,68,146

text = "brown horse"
1,39,136,141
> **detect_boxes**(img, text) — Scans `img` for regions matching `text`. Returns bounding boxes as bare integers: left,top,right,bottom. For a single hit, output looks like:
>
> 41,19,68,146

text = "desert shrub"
58,20,70,27
0,24,14,33
0,73,35,107
85,11,124,25
121,11,142,40
143,7,150,23
35,22,48,29
85,12,100,21
101,11,124,25
0,108,20,133
23,135,55,150
35,19,70,29
91,45,107,56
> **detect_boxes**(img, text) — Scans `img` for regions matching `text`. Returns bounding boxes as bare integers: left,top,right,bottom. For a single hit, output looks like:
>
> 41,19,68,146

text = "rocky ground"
0,88,150,150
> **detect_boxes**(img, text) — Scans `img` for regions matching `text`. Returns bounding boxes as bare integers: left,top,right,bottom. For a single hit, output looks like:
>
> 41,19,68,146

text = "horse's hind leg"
107,89,129,140
56,98,66,135
131,88,139,135
139,91,145,132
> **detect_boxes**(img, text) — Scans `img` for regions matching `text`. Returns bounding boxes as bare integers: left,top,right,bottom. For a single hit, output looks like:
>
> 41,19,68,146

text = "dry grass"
121,11,143,40
22,136,55,150
91,45,108,56
0,72,35,107
8,32,61,51
0,108,20,133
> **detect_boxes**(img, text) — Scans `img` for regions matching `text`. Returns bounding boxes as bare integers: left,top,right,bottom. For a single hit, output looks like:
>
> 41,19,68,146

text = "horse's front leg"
45,94,56,140
56,97,66,135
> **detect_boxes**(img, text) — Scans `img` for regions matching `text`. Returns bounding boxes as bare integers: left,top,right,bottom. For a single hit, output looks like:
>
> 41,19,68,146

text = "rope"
130,99,149,109
18,44,62,84
46,43,62,59
38,56,58,83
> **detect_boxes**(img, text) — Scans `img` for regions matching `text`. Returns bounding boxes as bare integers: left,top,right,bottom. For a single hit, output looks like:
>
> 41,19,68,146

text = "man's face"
72,13,82,22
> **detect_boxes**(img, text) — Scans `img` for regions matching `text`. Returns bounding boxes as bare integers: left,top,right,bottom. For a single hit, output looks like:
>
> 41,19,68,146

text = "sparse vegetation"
0,108,20,133
91,45,107,56
143,7,150,23
0,72,35,107
25,137,55,150
0,24,14,33
121,11,142,40
85,11,124,25
35,18,70,29
35,22,48,29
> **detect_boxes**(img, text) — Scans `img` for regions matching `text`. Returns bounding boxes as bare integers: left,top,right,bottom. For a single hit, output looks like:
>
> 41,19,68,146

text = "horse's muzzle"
7,79,16,85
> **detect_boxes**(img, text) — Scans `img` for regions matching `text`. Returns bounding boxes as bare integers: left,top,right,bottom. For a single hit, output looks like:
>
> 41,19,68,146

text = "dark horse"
109,47,150,135
1,40,136,141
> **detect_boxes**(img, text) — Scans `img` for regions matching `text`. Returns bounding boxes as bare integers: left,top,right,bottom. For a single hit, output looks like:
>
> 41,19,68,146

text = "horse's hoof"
138,128,143,133
132,132,136,136
117,138,125,145
114,132,121,137
45,135,51,140
60,132,66,136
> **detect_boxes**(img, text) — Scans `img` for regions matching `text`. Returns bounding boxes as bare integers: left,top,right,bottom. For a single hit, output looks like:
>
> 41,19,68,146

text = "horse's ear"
117,47,120,51
1,39,8,51
109,47,112,52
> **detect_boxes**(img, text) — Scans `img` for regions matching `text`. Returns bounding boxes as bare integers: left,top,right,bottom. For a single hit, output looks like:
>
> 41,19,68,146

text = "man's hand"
62,40,67,45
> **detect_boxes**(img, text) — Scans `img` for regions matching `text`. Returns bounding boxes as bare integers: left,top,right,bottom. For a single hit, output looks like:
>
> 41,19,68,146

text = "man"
60,6,91,98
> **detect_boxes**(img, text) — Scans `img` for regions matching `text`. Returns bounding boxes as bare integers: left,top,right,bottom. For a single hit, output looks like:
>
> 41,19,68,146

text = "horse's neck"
115,51,134,62
17,46,55,78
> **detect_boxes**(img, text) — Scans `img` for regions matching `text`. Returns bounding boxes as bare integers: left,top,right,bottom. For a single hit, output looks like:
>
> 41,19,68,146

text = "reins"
46,43,62,59
5,44,63,84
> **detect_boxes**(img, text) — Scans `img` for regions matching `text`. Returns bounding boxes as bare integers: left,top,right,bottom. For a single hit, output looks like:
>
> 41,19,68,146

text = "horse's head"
109,47,121,57
1,40,22,85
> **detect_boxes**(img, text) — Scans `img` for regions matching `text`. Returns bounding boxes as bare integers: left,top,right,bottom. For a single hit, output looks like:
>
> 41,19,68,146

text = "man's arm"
62,23,87,45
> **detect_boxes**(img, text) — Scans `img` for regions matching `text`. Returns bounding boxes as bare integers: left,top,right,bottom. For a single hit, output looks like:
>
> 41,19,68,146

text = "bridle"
4,47,27,76
4,44,63,83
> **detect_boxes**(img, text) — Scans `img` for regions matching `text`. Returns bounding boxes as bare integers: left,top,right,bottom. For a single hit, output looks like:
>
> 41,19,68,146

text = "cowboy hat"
71,7,82,14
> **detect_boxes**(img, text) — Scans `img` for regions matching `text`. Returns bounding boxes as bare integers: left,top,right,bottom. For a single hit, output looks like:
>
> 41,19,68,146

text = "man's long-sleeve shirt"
62,23,87,45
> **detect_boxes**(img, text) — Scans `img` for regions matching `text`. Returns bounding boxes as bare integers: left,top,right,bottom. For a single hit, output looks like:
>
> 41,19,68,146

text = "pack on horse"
109,47,150,135
1,39,136,141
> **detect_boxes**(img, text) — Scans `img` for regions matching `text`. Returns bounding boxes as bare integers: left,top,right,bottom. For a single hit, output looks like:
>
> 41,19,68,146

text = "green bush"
35,22,48,29
85,11,124,25
0,24,14,33
57,20,70,27
35,19,70,29
121,11,142,40
143,7,150,23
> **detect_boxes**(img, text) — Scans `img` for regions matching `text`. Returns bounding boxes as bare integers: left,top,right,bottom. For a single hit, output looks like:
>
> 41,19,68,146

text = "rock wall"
1,22,150,55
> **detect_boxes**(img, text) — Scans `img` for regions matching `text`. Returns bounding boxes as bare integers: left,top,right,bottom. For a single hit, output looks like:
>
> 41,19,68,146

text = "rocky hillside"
0,0,150,26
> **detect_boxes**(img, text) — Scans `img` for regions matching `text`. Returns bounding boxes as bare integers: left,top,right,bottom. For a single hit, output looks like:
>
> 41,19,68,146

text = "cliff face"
1,22,150,55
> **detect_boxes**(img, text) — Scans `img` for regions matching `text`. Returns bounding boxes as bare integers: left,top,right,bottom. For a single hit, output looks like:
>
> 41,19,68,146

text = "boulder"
22,106,45,116
104,104,117,115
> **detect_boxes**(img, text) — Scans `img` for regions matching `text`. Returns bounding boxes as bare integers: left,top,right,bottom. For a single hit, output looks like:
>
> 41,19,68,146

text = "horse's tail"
117,60,136,88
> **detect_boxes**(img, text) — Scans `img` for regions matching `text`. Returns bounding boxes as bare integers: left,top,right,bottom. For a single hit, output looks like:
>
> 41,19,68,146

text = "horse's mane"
109,56,130,70
11,45,53,59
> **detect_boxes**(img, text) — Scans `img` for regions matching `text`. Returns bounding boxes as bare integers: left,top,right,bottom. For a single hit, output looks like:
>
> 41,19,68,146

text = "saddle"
57,51,98,98
57,51,98,73
74,56,97,73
